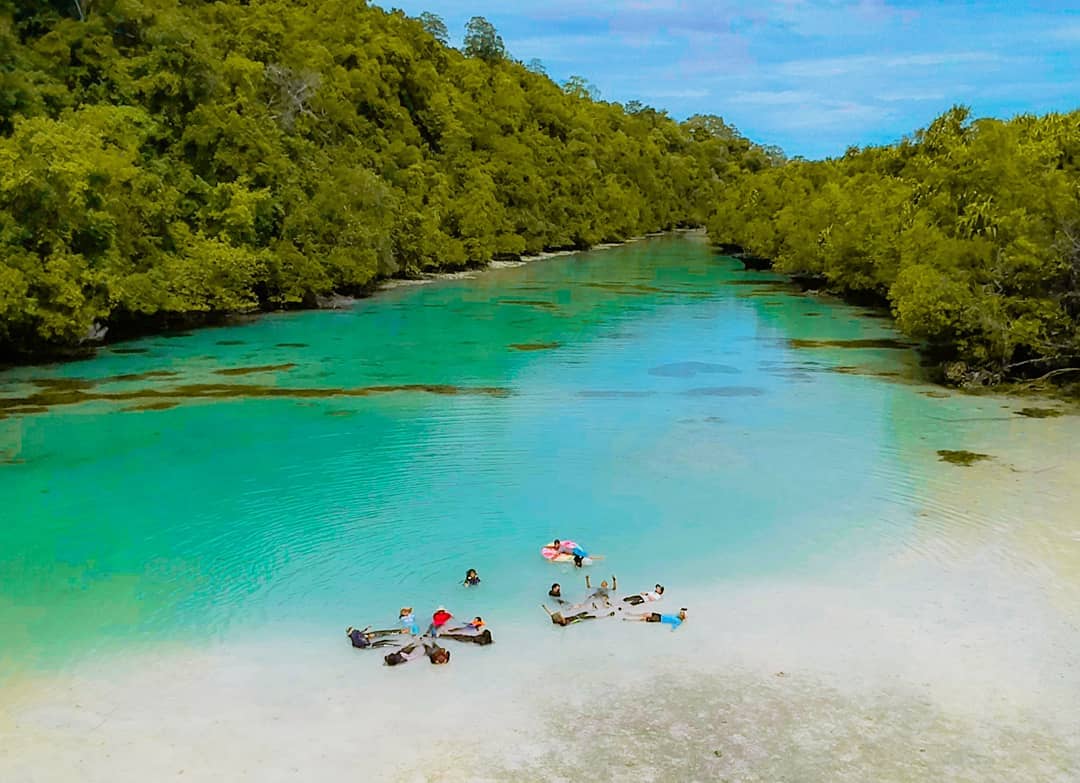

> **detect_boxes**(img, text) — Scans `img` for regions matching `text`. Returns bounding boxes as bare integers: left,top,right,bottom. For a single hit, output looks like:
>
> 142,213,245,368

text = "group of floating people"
543,574,688,628
346,605,492,667
345,538,687,668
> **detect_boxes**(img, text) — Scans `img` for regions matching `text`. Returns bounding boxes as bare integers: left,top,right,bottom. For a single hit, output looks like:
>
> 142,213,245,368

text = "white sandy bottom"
4,558,1078,783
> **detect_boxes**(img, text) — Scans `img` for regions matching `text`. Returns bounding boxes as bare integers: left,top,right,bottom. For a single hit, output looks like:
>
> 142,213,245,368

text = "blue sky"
388,0,1079,159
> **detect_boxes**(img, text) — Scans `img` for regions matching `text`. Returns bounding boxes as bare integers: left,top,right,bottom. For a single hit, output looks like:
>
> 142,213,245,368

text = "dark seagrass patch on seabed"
577,390,657,398
122,401,180,412
110,347,150,355
789,338,916,350
108,370,181,383
216,340,246,346
213,363,298,377
723,279,792,288
509,342,561,351
937,450,993,466
275,343,310,348
0,383,512,417
831,366,903,379
497,299,559,310
682,386,766,397
582,282,661,294
649,362,740,377
1014,407,1065,419
28,377,97,392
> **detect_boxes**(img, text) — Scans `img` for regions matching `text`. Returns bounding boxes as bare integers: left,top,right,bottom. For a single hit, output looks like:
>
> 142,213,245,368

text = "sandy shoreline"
4,541,1079,782
375,234,667,292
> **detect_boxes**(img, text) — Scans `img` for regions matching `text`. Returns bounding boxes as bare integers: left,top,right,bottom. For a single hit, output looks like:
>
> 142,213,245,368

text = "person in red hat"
428,606,453,636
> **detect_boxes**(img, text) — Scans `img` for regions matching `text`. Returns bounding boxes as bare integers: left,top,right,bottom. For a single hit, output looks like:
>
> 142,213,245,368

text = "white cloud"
729,89,816,105
768,100,894,129
637,88,712,99
776,51,999,78
876,89,948,103
1052,22,1080,41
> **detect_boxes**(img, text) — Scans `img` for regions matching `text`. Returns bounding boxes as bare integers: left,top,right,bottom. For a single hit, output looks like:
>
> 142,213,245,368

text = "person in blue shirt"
398,607,420,635
628,608,687,629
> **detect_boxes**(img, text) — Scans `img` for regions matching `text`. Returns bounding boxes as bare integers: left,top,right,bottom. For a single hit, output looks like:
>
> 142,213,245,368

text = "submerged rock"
83,322,109,343
316,294,356,310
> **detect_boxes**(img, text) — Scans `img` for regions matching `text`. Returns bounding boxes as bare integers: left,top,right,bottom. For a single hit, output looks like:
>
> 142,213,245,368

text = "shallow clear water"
2,235,1079,781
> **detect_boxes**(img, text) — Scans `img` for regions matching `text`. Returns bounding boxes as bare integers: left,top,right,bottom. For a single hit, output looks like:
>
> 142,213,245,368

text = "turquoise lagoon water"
4,235,1080,780
2,233,1073,675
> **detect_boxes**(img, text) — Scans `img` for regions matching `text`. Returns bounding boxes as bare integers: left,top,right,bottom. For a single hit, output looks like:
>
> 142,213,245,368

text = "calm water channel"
2,234,1078,781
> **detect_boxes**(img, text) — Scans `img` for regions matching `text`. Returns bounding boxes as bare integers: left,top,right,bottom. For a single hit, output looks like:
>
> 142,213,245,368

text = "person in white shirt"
621,583,665,606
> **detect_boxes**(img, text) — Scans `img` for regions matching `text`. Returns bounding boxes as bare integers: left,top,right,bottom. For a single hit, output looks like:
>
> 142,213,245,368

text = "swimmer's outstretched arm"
585,575,592,589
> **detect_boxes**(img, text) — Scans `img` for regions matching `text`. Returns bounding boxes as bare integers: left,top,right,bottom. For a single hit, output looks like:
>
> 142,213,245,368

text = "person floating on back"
346,626,401,649
428,605,453,636
425,642,451,665
463,568,481,587
627,608,687,629
346,626,374,649
448,616,484,633
622,584,665,606
542,604,614,626
384,640,451,666
585,574,617,606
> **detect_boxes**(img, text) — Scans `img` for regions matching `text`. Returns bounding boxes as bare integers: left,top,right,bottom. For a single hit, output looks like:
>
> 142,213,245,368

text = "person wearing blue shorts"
398,607,420,635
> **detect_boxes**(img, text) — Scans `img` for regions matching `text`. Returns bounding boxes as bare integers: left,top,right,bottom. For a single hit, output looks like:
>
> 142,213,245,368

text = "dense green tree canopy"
708,106,1080,385
418,11,448,46
462,15,506,62
0,0,769,357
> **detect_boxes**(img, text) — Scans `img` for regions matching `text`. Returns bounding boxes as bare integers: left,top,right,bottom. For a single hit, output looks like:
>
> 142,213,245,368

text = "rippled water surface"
2,235,1078,781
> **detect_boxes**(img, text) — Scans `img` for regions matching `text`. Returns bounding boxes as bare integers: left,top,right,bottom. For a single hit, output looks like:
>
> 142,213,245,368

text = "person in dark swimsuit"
425,642,451,664
346,626,397,649
463,569,481,587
